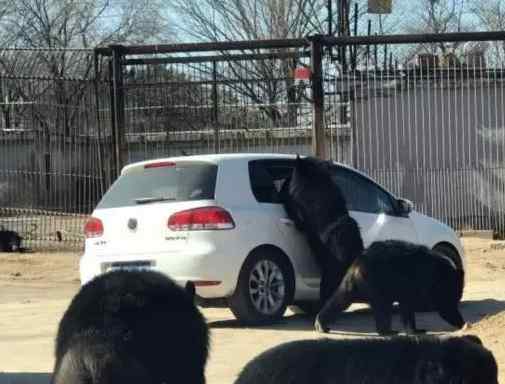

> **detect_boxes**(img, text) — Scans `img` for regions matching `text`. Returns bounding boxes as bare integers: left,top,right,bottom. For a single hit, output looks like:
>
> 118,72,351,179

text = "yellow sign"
368,0,392,14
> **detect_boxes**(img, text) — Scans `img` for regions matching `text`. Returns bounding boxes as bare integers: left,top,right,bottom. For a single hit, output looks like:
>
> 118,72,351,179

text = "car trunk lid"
85,160,218,256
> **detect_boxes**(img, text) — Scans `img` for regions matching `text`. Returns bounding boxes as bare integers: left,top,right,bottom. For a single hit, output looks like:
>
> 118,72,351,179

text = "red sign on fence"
293,66,312,80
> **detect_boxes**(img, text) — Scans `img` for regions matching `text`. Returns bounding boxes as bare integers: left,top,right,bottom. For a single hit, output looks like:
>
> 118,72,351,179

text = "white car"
80,153,465,324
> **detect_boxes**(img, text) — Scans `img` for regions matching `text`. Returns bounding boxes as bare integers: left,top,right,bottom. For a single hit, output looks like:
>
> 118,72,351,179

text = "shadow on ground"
208,299,505,335
0,373,51,384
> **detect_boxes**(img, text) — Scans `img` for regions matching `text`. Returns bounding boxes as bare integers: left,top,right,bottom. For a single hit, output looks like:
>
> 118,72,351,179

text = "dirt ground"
0,237,505,384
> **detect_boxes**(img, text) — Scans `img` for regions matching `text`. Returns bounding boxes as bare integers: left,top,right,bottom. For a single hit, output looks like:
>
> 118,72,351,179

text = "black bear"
280,156,361,304
234,335,498,384
315,240,466,335
0,229,23,252
52,270,209,384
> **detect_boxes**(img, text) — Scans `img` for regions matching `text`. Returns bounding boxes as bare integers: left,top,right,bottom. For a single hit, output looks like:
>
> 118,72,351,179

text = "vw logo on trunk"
127,218,138,231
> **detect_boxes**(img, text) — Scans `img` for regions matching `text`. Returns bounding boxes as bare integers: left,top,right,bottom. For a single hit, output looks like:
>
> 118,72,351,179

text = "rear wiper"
134,196,176,204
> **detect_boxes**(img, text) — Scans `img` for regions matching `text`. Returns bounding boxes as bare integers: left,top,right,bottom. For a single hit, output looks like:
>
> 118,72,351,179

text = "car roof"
120,153,379,189
121,153,298,174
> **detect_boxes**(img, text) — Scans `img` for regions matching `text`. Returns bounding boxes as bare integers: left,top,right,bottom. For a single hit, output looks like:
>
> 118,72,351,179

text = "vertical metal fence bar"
311,36,326,159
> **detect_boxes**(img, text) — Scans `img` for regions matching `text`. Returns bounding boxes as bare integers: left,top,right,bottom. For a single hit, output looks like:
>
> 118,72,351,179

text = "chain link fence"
321,34,505,234
0,49,109,250
2,32,505,250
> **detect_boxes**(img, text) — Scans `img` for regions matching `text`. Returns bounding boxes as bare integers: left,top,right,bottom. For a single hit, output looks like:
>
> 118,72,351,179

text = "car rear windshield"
96,161,218,209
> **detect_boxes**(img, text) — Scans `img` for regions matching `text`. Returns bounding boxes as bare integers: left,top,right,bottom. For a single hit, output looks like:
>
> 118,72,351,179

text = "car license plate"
104,261,154,273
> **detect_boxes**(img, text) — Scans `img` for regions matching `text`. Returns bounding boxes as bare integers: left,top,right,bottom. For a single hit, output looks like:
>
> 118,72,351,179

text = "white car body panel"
80,153,465,304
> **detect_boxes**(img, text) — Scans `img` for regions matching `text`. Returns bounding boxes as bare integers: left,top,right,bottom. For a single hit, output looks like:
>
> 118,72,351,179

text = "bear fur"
52,270,209,384
280,156,361,304
315,240,466,335
0,229,23,252
234,335,498,384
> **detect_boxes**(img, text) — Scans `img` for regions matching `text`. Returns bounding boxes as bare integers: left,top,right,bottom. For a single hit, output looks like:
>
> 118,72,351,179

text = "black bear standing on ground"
52,270,209,384
234,335,498,384
280,156,362,304
315,240,467,335
0,229,23,252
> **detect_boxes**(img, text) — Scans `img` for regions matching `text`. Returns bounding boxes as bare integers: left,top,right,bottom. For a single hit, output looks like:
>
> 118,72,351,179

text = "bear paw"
314,316,330,333
462,322,472,331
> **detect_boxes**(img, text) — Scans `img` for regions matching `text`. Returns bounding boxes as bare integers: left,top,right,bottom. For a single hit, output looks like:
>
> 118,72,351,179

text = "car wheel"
229,248,295,325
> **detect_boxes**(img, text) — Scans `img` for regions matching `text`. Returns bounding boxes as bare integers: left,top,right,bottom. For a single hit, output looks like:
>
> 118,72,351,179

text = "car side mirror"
398,198,414,216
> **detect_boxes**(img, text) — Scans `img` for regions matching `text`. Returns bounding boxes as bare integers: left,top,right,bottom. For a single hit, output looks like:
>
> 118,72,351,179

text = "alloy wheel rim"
248,259,286,315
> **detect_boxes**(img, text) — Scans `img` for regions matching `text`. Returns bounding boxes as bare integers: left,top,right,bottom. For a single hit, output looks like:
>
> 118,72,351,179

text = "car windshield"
96,161,218,209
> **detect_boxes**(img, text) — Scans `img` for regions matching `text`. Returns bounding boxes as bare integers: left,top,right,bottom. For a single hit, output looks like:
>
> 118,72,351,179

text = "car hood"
409,210,466,269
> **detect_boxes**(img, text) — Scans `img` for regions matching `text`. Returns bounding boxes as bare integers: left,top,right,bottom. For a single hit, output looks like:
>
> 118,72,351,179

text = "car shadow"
208,299,505,335
0,373,51,384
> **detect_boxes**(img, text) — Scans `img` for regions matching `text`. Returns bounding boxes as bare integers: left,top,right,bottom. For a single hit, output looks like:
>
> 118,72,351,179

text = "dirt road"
1,237,504,383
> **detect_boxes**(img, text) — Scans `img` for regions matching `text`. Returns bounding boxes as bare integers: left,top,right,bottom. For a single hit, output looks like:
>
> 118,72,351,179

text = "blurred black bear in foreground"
0,229,24,252
52,271,209,384
234,335,498,384
315,240,467,335
280,156,362,305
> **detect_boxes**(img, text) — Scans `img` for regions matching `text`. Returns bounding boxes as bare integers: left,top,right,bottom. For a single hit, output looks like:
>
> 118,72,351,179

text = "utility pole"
310,35,327,160
110,45,126,178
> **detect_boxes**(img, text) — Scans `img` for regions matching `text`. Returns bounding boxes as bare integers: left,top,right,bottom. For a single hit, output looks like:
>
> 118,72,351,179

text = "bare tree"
469,0,505,62
171,0,329,41
0,0,172,133
170,0,406,113
3,0,171,49
405,0,467,55
169,0,334,127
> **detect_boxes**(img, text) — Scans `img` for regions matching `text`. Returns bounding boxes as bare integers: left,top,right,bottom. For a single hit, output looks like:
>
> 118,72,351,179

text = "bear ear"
185,281,196,299
461,335,483,346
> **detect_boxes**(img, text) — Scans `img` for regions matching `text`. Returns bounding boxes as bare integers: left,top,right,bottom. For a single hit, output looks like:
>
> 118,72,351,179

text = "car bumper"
79,248,240,299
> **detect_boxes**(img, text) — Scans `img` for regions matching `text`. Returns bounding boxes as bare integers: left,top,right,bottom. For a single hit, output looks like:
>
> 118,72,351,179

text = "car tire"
229,248,295,325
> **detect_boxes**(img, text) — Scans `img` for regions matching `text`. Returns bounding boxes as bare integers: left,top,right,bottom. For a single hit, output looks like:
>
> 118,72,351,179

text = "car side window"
248,160,294,204
331,167,396,215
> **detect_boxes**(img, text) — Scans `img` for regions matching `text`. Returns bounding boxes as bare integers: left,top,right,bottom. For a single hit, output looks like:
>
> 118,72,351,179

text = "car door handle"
280,218,294,226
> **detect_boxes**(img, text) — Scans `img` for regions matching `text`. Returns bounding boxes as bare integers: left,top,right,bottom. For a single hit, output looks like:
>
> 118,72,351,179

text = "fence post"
93,50,107,196
310,35,327,159
110,45,126,178
212,60,220,153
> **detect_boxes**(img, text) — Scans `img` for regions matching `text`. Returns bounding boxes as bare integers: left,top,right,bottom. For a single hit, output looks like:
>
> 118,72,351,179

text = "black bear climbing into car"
280,156,362,305
234,335,497,384
52,270,209,384
315,240,466,335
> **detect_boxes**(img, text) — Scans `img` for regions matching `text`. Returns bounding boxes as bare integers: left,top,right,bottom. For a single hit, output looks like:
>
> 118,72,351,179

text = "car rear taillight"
84,217,104,238
168,207,235,231
144,161,176,169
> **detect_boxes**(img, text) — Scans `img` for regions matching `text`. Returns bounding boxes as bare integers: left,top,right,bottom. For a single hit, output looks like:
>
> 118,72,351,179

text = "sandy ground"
0,237,505,383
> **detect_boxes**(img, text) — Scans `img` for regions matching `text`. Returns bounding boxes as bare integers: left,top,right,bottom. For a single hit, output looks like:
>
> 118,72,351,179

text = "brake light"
144,161,176,169
168,207,235,231
84,217,104,238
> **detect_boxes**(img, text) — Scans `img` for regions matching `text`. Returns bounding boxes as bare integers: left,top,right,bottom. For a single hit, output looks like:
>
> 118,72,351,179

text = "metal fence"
2,31,505,250
319,32,505,235
0,49,109,249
